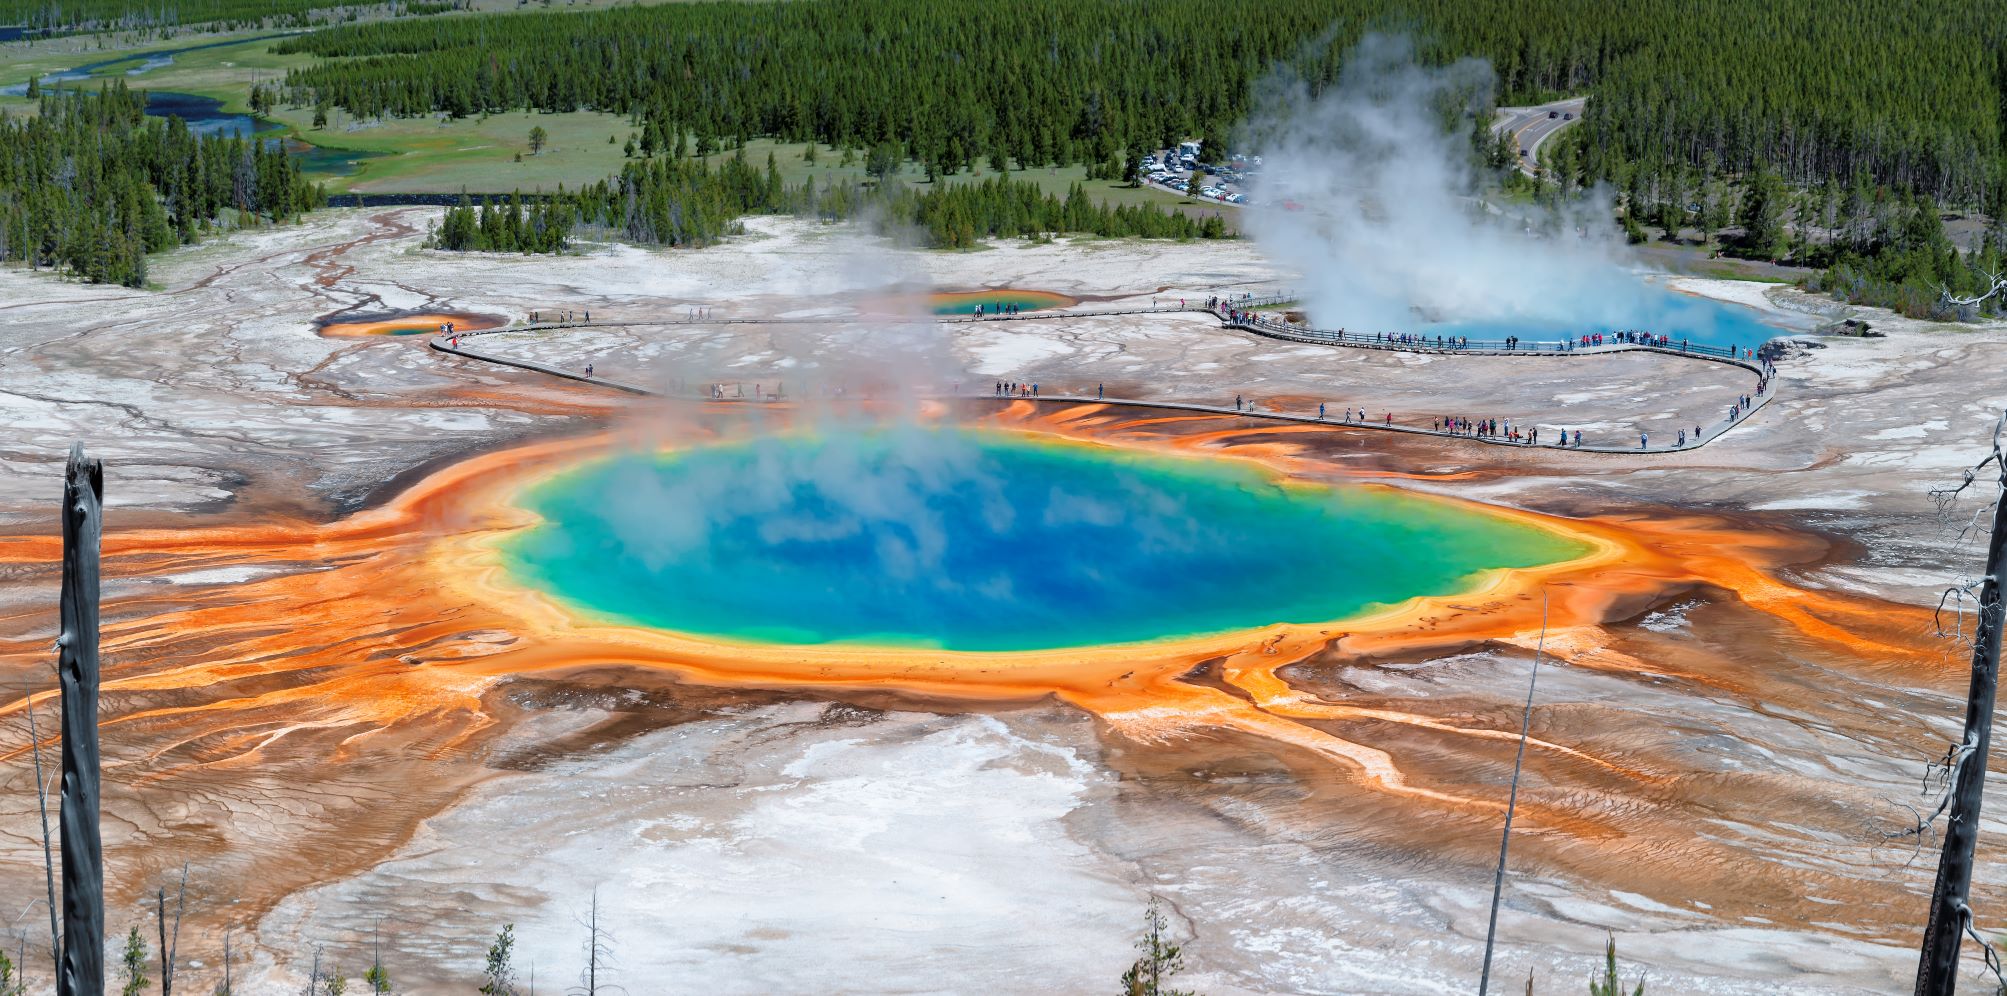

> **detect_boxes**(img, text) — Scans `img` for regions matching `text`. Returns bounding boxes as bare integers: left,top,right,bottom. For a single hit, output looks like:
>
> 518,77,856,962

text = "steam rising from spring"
1247,34,1658,335
605,223,1040,606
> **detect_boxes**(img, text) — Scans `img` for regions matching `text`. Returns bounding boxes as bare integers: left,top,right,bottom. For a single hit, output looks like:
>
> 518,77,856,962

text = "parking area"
1140,140,1257,206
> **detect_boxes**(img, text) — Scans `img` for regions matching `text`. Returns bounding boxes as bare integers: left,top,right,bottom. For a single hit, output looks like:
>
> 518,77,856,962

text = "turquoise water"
1430,286,1782,351
501,430,1589,651
287,139,388,177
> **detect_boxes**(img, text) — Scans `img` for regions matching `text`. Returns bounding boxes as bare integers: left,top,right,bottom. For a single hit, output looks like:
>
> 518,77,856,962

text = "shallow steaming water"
1427,284,1786,351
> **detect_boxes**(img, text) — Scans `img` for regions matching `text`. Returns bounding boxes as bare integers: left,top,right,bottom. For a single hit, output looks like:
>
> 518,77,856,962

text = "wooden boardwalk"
430,297,1776,454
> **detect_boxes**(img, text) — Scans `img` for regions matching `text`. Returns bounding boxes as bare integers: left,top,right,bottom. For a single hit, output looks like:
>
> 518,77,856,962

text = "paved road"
1492,98,1586,176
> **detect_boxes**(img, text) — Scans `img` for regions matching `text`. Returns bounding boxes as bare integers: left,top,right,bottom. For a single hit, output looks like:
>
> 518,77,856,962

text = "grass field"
274,106,636,193
691,138,1236,221
0,25,1241,227
0,29,307,122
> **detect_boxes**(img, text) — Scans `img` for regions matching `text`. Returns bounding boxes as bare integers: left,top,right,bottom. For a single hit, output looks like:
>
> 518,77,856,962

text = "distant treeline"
276,0,2007,205
430,152,1228,254
0,83,325,286
433,189,574,253
0,0,463,34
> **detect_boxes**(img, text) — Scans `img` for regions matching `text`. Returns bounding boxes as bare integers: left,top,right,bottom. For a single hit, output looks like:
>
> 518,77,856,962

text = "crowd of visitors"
492,290,1777,455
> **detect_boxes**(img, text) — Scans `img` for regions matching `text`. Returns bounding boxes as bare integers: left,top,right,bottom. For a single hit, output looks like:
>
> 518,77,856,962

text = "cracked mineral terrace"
1,209,2005,994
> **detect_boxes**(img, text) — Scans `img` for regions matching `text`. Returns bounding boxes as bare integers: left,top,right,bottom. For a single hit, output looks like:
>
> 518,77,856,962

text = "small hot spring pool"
500,430,1589,651
1428,285,1786,352
317,311,501,338
930,289,1076,315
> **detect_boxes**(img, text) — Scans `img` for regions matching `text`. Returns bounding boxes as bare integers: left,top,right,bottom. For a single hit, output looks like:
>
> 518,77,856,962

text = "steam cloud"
597,223,1207,606
1247,34,1682,337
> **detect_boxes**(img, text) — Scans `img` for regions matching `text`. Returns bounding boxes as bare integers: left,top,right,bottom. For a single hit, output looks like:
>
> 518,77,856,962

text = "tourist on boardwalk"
1097,383,1104,400
1319,403,1326,419
1640,432,1648,449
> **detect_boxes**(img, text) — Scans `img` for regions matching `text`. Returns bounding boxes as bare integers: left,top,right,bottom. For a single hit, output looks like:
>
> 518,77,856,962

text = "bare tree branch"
1913,409,2007,993
1939,271,2007,309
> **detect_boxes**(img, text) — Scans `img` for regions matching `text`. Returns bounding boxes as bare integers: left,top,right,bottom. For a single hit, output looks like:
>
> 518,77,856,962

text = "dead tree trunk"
1479,596,1547,995
157,866,185,996
1915,485,2007,994
56,443,104,996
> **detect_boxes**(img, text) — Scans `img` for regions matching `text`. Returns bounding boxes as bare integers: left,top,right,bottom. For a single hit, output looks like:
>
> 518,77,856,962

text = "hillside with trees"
430,151,1225,253
274,0,2007,208
0,82,325,286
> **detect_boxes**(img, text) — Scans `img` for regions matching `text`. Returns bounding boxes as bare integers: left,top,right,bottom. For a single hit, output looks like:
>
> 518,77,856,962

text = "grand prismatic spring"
501,429,1591,651
2,20,2004,986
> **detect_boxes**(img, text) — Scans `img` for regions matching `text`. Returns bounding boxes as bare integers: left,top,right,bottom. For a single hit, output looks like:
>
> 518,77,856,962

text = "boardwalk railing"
1220,314,1767,375
458,295,1762,370
430,291,1778,453
969,391,1769,454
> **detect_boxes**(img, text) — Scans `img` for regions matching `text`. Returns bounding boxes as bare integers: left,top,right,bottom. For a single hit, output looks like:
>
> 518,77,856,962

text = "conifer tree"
1120,898,1193,996
120,927,150,996
478,925,517,996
